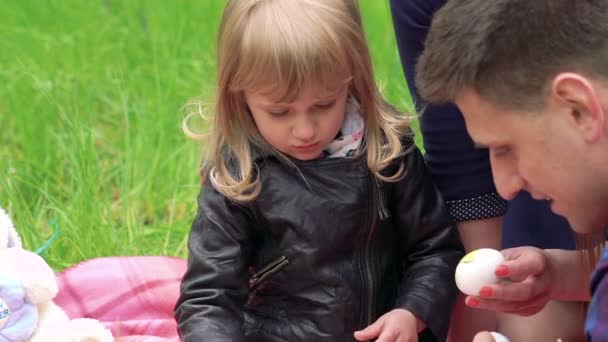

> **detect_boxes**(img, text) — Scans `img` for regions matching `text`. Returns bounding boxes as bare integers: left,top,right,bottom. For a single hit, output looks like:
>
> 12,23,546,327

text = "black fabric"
389,0,500,208
175,137,464,342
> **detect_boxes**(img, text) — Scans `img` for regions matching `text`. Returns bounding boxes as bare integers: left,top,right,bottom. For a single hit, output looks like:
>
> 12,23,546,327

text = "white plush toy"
0,207,114,342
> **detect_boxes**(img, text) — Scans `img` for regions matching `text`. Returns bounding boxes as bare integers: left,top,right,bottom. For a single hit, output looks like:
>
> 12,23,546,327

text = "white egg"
490,332,511,342
455,248,504,296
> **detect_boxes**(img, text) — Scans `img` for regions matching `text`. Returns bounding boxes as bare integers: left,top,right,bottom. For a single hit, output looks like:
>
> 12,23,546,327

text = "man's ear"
551,73,605,143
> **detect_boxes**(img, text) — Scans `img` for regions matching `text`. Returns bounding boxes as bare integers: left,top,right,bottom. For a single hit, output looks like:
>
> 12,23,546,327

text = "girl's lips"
293,142,319,151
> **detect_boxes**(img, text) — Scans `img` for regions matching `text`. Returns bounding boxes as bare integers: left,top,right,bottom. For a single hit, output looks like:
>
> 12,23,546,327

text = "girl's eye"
314,101,336,110
268,109,289,117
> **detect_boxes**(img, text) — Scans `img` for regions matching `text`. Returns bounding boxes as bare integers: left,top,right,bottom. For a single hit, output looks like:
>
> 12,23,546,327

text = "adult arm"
389,0,507,245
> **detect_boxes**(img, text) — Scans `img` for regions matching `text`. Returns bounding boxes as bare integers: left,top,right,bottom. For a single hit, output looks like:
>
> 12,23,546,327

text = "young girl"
174,1,463,341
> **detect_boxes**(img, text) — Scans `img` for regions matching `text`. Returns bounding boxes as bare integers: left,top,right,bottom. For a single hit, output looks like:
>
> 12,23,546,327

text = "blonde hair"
188,0,410,202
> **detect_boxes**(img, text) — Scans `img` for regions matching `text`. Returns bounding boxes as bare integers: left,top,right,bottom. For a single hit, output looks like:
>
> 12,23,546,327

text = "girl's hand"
464,247,555,316
354,309,425,342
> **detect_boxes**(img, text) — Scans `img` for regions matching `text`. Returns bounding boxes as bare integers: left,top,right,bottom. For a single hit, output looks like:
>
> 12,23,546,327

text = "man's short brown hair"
416,0,608,110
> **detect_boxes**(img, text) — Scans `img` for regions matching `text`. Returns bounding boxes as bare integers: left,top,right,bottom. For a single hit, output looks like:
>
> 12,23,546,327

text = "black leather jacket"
175,139,463,342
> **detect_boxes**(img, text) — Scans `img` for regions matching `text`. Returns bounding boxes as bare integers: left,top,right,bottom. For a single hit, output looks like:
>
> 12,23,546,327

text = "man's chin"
567,217,604,235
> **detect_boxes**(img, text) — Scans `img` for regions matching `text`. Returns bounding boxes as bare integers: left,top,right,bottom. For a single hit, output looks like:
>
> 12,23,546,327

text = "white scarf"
324,97,364,158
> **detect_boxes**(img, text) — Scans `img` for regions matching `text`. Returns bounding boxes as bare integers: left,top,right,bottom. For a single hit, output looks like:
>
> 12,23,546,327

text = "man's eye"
491,146,511,157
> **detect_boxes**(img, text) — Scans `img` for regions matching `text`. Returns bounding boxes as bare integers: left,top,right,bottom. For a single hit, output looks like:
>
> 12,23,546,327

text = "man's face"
455,88,608,234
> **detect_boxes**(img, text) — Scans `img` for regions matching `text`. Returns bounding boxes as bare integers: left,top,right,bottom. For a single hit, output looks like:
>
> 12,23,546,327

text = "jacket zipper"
376,178,390,221
362,176,380,330
364,223,375,329
249,255,289,288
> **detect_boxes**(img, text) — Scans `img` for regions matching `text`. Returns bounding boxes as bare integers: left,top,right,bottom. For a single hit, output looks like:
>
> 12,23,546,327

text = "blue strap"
34,218,60,255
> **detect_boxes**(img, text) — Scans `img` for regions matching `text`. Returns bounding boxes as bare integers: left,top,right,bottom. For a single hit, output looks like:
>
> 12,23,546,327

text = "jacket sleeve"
390,142,464,341
174,182,254,342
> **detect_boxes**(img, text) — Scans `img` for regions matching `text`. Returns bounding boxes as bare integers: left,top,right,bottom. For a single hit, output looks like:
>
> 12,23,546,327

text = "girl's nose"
292,116,316,141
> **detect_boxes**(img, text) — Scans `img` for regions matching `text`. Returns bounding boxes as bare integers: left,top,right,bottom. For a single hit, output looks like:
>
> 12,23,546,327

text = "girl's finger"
353,318,384,341
374,328,400,342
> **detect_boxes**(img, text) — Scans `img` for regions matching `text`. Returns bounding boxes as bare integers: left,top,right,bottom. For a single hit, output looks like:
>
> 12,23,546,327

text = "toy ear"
0,207,22,249
0,249,58,305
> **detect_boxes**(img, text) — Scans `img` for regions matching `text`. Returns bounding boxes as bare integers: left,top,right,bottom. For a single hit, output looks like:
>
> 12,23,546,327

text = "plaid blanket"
55,256,186,341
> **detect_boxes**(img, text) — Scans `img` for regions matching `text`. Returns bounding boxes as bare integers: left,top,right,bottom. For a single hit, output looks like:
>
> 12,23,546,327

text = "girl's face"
245,82,349,161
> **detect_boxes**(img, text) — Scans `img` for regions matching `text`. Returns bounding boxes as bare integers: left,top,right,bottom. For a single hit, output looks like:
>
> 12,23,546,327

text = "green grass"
0,0,415,270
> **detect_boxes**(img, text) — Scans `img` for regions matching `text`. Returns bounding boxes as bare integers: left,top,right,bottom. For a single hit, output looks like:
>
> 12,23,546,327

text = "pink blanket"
55,256,186,341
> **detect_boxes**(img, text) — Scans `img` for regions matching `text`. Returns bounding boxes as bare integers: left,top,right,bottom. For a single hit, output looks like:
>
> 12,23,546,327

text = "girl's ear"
552,73,606,143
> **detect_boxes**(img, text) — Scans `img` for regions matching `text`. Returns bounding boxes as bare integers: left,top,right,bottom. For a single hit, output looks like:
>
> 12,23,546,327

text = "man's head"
416,0,608,233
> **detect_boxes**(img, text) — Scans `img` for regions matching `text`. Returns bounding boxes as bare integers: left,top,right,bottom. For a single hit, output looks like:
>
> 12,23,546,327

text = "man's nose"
492,167,526,201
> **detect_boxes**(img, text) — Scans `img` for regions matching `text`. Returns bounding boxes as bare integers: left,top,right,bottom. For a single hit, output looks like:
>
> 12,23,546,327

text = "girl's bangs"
230,2,352,101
